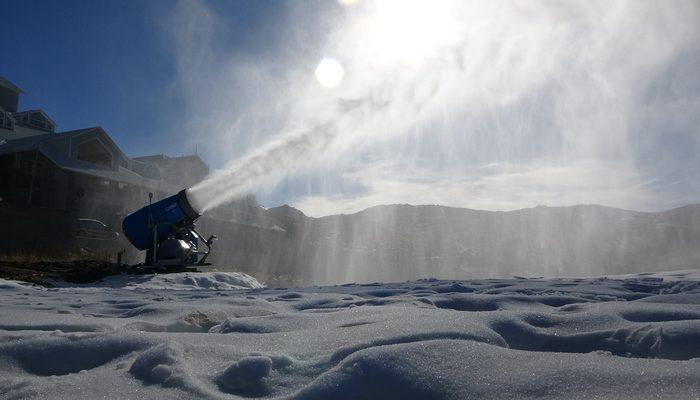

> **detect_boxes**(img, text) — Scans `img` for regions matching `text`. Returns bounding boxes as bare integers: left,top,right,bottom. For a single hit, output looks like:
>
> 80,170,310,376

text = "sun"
315,58,345,88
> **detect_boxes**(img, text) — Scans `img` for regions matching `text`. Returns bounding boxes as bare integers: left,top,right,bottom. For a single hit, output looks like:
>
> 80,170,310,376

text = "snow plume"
189,123,338,212
171,0,699,213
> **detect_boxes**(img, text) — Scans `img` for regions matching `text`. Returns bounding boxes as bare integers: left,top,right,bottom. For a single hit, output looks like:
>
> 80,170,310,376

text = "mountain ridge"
285,202,700,220
206,202,700,285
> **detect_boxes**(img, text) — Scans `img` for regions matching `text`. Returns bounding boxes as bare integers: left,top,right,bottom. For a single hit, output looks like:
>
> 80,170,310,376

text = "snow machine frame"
122,189,217,271
146,220,216,268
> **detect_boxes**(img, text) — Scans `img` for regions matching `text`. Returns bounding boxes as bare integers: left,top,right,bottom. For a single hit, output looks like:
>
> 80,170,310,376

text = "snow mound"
291,339,700,400
129,342,183,384
3,335,147,376
0,279,31,290
96,271,264,290
218,356,272,395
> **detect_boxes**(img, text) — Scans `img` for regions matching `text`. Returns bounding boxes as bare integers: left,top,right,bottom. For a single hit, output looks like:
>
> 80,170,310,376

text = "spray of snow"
184,0,698,213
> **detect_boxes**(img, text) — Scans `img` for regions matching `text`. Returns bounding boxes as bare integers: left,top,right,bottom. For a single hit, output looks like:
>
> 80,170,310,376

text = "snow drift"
50,271,264,291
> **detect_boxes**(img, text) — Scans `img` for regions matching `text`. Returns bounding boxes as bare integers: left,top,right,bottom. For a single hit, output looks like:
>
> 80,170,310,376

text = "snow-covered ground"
1,270,700,399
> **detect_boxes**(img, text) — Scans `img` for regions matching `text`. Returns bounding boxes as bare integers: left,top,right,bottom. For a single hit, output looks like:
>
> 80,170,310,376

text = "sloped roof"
53,126,130,165
0,75,23,94
133,154,169,162
0,133,57,155
0,132,178,192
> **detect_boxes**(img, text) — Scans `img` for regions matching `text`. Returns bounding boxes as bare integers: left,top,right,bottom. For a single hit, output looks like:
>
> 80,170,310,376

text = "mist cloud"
291,159,664,217
166,0,700,215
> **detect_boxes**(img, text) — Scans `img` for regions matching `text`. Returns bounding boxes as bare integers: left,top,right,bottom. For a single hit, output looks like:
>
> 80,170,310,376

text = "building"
0,75,22,113
0,74,209,259
0,75,308,278
0,77,56,138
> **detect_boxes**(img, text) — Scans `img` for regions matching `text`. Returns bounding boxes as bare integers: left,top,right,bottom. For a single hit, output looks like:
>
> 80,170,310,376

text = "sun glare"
364,0,457,66
315,58,345,88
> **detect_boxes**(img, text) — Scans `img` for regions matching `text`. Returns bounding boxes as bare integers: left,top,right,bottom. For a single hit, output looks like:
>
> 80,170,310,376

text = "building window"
0,110,13,130
76,139,113,168
30,113,46,128
28,112,54,131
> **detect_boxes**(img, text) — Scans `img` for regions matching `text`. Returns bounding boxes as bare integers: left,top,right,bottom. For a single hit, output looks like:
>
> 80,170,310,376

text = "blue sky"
2,1,700,215
0,0,344,209
1,0,176,156
0,0,314,157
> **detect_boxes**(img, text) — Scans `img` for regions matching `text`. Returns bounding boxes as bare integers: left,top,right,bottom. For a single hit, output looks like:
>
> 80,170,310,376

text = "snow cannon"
122,189,216,269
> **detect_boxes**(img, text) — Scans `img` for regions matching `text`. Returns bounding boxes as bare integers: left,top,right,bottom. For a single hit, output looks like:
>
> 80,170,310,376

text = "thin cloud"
165,1,700,215
292,160,672,217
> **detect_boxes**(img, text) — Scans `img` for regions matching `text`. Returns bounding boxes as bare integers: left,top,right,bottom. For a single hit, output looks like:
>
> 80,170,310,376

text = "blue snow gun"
122,189,216,267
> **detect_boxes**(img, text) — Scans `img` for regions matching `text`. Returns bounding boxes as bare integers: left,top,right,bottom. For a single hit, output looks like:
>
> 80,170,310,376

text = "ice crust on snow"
0,270,699,399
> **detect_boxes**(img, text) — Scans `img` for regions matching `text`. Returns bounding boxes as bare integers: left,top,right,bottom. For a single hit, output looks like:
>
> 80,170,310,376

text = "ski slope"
1,270,699,399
